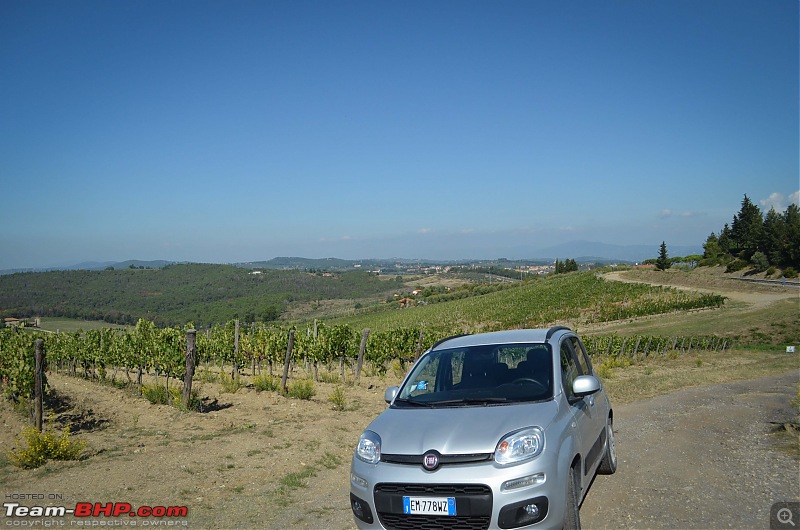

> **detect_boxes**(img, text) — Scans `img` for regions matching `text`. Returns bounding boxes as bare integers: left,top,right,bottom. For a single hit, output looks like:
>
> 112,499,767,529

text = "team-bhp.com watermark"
3,495,189,527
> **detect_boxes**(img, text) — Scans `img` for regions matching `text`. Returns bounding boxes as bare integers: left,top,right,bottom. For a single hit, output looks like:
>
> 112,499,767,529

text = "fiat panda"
349,327,616,529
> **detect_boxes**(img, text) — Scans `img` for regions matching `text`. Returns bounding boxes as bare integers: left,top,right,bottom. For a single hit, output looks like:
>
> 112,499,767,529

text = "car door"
558,339,601,482
567,336,607,476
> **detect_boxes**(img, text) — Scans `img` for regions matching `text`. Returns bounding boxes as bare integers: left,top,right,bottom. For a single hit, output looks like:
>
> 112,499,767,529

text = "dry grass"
600,347,798,405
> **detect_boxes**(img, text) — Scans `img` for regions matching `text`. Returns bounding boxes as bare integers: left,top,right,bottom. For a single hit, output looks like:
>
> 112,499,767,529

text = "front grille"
374,483,492,530
375,483,491,496
378,513,490,530
381,453,492,467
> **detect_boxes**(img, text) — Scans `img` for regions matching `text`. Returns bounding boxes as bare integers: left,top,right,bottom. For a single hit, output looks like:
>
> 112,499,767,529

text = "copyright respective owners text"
2,493,190,527
772,502,800,530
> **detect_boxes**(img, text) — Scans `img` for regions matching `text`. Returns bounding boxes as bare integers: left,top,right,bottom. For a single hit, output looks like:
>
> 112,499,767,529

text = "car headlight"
495,427,544,465
356,430,381,464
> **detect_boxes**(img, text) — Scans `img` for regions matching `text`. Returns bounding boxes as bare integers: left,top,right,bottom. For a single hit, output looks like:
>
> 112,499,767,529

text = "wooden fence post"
34,339,44,432
415,331,425,361
281,330,295,393
233,319,240,379
632,337,642,362
312,320,320,381
355,329,369,385
182,329,197,410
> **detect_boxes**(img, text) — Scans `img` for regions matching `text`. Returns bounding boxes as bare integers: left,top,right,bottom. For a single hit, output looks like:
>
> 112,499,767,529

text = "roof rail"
546,326,572,340
430,333,470,350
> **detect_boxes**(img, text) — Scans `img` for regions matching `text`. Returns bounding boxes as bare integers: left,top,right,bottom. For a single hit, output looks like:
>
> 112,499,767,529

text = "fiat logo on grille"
423,451,440,470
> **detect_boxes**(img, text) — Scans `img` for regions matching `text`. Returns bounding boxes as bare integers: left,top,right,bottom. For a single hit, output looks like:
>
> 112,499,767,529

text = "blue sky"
1,0,797,269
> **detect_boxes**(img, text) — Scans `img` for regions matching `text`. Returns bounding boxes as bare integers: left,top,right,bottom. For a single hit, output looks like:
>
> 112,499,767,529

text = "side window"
560,342,579,400
570,336,592,376
450,351,465,386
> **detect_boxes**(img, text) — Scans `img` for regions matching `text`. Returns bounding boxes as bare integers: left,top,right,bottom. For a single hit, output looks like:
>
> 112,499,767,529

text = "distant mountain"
243,257,362,270
1,241,706,276
0,260,175,276
532,241,703,263
240,256,441,270
103,260,175,270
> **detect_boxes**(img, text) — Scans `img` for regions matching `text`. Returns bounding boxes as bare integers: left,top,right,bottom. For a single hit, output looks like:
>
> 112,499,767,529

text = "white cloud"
659,209,704,219
760,191,800,212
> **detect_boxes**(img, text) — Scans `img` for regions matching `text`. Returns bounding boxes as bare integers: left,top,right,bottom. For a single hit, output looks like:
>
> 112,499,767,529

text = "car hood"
367,400,559,455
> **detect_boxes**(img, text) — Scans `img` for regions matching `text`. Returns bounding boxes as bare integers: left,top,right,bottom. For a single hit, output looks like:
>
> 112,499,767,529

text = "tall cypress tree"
656,241,670,271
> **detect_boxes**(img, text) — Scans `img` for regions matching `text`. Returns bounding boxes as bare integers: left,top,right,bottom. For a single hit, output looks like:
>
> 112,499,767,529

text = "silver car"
350,327,616,530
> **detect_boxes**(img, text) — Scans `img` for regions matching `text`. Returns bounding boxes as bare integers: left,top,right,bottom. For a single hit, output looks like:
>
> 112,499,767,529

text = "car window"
560,341,579,401
395,343,553,406
569,336,592,376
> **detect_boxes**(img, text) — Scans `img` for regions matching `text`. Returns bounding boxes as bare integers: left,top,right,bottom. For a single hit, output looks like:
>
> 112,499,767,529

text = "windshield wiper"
433,397,512,406
393,398,435,407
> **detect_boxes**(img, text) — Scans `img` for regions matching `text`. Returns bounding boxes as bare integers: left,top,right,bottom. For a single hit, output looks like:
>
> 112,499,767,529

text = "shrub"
328,385,347,411
784,267,798,279
725,259,749,273
7,425,86,469
287,379,316,400
197,369,220,384
750,252,769,273
317,371,340,384
253,374,280,392
142,383,201,411
218,372,243,394
142,384,169,405
595,362,614,380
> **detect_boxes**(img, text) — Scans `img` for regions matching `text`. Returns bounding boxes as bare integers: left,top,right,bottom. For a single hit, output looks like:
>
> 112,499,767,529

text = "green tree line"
702,195,800,274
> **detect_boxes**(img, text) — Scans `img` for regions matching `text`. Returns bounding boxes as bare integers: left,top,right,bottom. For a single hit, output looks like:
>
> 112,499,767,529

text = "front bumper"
349,455,567,530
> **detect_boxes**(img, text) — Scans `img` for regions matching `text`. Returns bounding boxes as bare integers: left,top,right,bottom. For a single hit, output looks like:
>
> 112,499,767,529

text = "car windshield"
394,342,553,407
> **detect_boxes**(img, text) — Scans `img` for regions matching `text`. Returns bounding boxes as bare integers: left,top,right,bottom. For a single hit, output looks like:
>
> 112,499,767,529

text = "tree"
783,204,800,268
554,258,578,274
702,232,722,264
730,195,764,260
762,208,785,266
655,242,671,271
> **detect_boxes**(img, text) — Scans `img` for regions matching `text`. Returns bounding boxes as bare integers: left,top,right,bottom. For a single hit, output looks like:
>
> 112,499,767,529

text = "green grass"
36,317,130,333
328,271,724,335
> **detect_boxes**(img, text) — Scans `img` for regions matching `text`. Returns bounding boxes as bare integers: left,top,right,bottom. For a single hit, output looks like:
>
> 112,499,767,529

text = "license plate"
402,496,456,516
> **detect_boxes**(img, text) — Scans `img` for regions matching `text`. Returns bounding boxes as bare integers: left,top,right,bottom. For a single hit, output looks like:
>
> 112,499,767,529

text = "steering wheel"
511,378,547,392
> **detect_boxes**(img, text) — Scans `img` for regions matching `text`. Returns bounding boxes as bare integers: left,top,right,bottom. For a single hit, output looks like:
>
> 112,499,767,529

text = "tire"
598,415,617,475
564,464,581,530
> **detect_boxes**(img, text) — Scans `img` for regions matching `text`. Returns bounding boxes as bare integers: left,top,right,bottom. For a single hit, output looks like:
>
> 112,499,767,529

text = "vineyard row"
2,318,729,405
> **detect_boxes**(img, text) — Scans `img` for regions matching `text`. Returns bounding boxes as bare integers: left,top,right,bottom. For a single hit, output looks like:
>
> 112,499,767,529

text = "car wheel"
564,464,581,530
598,415,617,475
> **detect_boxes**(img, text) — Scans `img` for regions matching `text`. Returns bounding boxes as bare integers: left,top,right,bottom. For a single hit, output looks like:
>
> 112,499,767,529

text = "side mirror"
572,375,601,397
384,386,399,404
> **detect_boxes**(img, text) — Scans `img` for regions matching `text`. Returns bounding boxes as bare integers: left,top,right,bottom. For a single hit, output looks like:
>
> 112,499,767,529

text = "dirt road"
581,371,799,529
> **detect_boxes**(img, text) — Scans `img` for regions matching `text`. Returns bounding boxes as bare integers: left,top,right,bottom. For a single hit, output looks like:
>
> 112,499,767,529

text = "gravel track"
580,371,800,529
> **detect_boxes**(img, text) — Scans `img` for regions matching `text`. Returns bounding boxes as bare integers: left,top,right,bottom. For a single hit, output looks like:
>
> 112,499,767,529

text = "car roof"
432,327,572,350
